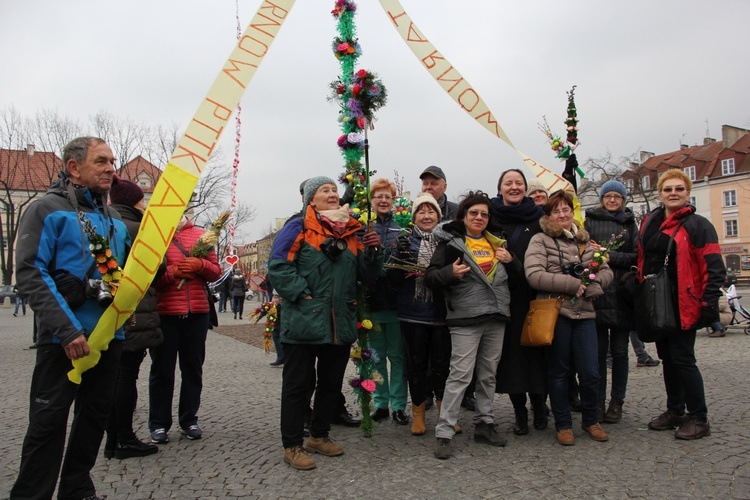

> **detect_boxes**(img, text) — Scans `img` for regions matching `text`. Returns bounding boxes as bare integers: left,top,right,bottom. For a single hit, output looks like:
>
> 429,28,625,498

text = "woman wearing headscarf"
491,170,549,435
426,191,516,459
584,180,638,424
268,176,382,470
525,190,613,446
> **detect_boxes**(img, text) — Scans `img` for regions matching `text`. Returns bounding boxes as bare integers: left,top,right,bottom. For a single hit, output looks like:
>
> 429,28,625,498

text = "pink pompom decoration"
361,379,376,393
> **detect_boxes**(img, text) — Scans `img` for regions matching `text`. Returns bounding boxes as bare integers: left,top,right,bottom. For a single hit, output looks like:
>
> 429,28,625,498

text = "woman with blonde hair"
368,178,409,425
638,169,725,440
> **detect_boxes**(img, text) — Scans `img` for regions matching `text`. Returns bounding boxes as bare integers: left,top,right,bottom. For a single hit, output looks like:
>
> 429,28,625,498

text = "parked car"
0,285,17,305
245,289,255,301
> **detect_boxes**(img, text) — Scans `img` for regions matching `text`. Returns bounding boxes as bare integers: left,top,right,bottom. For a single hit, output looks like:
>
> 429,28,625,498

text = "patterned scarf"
413,226,437,302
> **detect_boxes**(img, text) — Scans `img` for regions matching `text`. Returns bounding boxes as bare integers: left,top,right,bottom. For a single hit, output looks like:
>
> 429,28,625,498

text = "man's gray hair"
62,136,106,166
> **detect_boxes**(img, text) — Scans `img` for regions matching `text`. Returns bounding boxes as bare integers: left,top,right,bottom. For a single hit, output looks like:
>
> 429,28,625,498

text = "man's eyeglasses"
661,186,687,193
372,195,393,201
467,209,489,219
551,208,573,216
603,194,623,201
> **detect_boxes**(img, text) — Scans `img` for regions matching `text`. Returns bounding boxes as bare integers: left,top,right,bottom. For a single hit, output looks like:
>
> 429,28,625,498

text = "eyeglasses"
467,209,489,219
603,194,623,201
551,208,573,216
661,186,687,193
372,195,393,201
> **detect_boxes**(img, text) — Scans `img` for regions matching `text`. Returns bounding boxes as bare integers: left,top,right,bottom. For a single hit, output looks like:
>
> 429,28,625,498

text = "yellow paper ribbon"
378,0,582,218
69,0,297,383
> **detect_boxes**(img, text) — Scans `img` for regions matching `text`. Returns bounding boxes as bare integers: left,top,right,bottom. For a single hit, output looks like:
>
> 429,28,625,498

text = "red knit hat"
109,175,144,207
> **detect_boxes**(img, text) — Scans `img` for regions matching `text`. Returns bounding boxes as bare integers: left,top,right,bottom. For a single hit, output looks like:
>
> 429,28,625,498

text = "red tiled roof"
117,156,162,193
640,140,746,179
0,148,62,191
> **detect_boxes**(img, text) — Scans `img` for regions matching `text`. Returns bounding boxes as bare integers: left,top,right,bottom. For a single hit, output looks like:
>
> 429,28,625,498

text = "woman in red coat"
148,214,222,444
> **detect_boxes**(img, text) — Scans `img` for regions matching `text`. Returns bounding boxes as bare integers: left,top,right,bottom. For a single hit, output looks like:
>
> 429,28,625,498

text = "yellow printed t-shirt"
466,234,495,275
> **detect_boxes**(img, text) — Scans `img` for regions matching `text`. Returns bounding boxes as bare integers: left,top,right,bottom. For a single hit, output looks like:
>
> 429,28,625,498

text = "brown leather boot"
411,403,426,436
648,410,689,431
304,436,344,456
556,428,575,446
283,446,316,470
582,422,609,441
674,417,711,440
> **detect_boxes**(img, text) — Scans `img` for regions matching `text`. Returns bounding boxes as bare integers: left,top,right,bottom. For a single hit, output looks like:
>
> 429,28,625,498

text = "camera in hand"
320,237,347,260
561,263,585,278
85,279,114,308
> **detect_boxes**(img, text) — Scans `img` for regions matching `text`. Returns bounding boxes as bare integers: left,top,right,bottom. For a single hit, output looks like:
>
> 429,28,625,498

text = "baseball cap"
419,165,446,182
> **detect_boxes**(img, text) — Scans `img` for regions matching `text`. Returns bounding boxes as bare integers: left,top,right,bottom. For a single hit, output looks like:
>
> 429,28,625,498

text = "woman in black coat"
230,270,248,319
491,169,549,435
106,178,165,459
584,180,638,424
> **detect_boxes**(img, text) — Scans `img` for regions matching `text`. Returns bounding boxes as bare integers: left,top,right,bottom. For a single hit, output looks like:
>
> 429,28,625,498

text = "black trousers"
655,328,707,419
149,313,209,431
280,343,349,449
107,349,147,440
232,296,244,317
11,340,122,500
400,321,451,406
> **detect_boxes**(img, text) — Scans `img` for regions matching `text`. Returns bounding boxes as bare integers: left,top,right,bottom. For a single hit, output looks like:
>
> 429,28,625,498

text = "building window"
721,158,735,176
688,196,696,207
625,178,634,190
725,220,738,237
641,176,650,190
684,166,696,181
723,190,737,207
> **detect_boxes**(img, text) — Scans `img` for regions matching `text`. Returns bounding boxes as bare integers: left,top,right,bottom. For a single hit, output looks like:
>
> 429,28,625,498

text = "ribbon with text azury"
68,0,297,383
378,0,580,215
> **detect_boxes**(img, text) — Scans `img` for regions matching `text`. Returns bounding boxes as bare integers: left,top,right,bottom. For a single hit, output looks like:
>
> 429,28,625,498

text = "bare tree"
90,111,151,168
578,150,660,221
0,107,256,284
0,107,66,284
258,222,276,240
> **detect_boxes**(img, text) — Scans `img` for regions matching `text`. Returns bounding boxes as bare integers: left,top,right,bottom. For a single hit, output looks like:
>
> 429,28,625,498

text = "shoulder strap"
172,240,190,257
661,221,684,270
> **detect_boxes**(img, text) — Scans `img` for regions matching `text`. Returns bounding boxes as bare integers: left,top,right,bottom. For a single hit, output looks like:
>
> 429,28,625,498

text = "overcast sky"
2,0,748,242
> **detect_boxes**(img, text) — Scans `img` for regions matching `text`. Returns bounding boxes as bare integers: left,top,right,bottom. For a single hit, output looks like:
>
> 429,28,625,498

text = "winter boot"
411,402,426,436
513,406,529,435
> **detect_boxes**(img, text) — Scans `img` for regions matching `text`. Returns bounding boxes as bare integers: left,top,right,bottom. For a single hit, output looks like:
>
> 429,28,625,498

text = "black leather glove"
697,303,719,328
563,154,578,192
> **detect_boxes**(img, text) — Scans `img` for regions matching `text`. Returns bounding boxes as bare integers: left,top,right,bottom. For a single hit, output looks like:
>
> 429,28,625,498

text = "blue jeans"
548,317,600,429
597,325,629,400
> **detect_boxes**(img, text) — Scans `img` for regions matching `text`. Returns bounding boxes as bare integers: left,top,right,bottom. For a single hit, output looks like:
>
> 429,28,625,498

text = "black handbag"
634,221,683,342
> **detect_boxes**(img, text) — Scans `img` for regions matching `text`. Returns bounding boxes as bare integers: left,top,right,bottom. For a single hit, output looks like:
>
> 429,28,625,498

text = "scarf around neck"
491,196,544,224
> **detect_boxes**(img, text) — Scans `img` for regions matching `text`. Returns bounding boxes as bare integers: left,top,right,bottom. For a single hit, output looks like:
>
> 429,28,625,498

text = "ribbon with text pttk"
378,0,580,207
69,0,297,383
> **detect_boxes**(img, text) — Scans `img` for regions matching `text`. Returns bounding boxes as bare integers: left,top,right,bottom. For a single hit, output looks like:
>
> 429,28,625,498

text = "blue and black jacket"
15,172,131,346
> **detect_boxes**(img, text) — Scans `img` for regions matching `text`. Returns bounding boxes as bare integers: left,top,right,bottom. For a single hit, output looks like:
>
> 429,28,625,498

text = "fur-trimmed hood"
539,215,590,244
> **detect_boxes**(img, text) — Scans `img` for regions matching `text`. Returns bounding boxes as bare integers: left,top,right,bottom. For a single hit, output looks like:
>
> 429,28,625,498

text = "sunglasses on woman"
661,186,686,193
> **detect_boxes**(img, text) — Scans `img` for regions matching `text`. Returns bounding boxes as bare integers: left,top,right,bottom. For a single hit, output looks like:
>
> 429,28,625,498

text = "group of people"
9,136,724,496
268,164,724,470
11,137,221,499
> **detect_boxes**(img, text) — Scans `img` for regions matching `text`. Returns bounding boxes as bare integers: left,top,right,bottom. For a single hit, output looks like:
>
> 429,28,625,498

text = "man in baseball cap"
419,165,457,221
